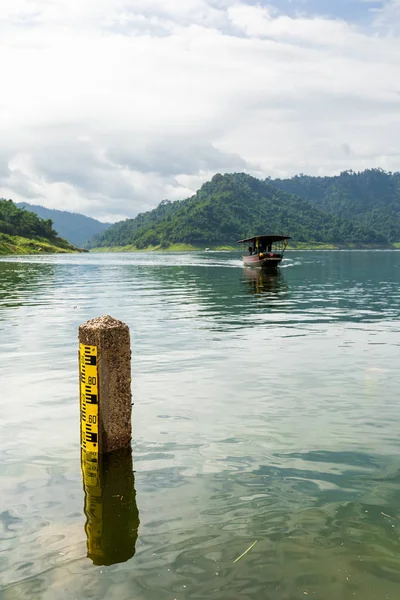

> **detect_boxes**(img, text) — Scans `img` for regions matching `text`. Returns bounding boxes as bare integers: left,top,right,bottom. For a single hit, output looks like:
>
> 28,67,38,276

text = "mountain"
0,199,78,254
16,202,110,247
271,169,400,243
88,172,389,250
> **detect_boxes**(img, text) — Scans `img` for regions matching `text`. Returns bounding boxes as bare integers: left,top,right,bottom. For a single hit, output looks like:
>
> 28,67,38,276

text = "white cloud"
227,4,359,45
0,0,399,219
373,0,400,32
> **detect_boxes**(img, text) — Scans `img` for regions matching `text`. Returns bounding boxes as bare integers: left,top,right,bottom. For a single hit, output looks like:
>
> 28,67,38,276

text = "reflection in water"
242,267,288,296
2,251,400,599
81,448,139,566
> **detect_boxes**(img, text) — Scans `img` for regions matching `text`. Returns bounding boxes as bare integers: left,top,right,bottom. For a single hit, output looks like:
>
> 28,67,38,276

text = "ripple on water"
1,251,400,599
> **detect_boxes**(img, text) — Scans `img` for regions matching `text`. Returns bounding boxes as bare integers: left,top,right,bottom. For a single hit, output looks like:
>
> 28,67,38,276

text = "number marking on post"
80,344,99,453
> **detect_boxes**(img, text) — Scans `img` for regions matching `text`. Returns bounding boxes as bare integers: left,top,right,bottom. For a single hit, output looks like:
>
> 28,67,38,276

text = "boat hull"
243,254,283,268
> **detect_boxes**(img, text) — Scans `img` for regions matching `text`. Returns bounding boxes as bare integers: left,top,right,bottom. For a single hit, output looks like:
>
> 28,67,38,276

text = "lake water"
1,250,400,600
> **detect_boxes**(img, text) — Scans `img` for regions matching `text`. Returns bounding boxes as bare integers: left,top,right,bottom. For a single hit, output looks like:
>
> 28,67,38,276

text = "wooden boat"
238,235,291,268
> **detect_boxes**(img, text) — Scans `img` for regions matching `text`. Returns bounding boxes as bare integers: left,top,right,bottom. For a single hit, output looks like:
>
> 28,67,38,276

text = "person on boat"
248,246,253,255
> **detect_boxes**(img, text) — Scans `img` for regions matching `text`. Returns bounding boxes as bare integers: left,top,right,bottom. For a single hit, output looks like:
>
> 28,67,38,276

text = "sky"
0,0,399,221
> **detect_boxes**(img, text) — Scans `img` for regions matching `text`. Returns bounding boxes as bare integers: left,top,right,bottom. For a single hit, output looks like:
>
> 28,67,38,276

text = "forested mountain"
16,203,110,247
271,169,400,243
89,172,389,250
88,198,181,249
0,199,77,254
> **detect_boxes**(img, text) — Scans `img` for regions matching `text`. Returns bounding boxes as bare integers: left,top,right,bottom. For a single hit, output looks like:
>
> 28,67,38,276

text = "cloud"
0,0,399,219
373,0,400,32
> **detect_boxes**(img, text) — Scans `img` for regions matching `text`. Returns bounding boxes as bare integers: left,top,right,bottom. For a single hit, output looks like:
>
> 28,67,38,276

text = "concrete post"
79,315,132,454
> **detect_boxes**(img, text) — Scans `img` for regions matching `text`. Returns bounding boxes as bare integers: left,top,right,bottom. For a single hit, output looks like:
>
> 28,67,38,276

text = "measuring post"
79,315,132,454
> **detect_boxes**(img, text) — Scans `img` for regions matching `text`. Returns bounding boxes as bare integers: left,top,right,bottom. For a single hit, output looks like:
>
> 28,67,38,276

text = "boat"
237,235,291,268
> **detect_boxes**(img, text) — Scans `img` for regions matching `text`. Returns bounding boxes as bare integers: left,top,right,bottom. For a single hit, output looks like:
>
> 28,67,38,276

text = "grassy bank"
89,241,398,253
0,233,78,255
90,243,199,252
90,243,241,252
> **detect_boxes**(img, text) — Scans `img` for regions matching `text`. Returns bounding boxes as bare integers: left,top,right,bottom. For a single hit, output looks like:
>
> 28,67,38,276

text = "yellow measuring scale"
80,344,99,453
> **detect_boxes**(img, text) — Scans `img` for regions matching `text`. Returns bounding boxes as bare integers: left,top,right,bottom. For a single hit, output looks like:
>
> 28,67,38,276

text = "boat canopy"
237,235,291,244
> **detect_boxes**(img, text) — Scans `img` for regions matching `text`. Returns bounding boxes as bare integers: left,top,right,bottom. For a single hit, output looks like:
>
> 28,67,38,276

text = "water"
1,250,400,600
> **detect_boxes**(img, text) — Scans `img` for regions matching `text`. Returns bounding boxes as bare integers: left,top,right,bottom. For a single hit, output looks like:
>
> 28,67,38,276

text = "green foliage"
88,198,181,249
90,172,391,250
272,168,400,243
0,199,77,253
0,199,58,238
16,202,110,247
0,233,77,255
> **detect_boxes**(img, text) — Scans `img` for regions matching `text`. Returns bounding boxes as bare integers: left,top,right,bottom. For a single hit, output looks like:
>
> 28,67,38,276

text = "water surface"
1,251,400,599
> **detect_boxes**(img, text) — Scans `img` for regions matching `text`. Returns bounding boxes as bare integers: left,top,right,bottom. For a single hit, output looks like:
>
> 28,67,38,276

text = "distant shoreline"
89,242,400,253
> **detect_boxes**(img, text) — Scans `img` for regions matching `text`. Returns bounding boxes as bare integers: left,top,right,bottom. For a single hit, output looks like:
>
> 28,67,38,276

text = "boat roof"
237,235,291,244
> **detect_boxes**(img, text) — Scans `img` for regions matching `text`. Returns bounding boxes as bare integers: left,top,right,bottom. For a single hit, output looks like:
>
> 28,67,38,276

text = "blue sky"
248,0,383,21
0,0,399,220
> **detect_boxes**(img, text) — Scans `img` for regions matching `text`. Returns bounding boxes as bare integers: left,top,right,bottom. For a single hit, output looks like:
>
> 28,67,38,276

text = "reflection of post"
82,448,140,566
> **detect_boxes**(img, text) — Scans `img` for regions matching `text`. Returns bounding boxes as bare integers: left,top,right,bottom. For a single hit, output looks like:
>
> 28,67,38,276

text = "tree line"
0,199,58,239
89,170,395,249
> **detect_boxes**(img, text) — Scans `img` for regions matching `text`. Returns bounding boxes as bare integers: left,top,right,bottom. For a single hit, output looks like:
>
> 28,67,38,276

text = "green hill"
271,169,400,244
16,202,110,247
0,199,79,254
88,173,389,251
